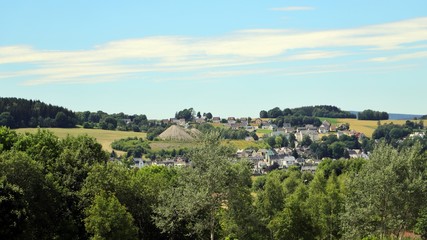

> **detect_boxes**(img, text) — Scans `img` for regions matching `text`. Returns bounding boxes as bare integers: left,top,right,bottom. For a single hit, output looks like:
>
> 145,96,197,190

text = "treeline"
1,128,426,239
0,97,76,128
260,105,356,119
358,109,389,120
274,115,322,127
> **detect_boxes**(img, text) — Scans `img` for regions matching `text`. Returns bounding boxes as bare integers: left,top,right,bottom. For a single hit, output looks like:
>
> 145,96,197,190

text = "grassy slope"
320,118,424,138
15,128,147,153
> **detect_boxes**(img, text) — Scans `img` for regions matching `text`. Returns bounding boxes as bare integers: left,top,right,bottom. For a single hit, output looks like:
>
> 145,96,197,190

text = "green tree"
274,136,282,148
416,207,427,239
329,142,346,159
55,111,69,128
206,112,213,120
289,133,296,148
268,184,317,240
342,143,427,239
0,127,18,153
0,177,28,239
267,107,283,118
0,151,63,239
175,108,194,121
154,132,247,240
84,191,138,240
301,135,313,147
82,163,174,239
260,110,268,118
0,112,15,128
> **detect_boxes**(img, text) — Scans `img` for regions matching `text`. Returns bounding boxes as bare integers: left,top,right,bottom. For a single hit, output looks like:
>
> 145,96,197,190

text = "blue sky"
1,1,427,119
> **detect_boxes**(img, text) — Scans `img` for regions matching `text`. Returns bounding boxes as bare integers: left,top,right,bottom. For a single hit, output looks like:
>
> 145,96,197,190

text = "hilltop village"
131,111,425,176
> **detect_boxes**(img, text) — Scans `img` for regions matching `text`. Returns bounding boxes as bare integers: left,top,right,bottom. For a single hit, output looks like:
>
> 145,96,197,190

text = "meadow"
15,128,147,153
320,118,423,137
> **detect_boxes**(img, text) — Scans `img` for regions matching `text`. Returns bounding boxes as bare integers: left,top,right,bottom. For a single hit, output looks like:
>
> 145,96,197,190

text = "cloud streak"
1,17,427,85
271,6,314,11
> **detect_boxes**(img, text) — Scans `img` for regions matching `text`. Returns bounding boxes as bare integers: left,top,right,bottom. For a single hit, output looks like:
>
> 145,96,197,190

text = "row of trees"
260,105,356,119
274,115,322,127
358,109,389,120
0,97,77,128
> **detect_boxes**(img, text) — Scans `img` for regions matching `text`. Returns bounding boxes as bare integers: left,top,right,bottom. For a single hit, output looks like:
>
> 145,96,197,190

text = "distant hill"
388,113,424,120
350,111,423,120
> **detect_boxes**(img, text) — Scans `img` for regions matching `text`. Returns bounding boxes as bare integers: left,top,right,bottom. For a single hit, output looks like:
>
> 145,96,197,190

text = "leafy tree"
197,111,201,119
283,108,292,116
275,136,283,148
84,191,138,240
0,177,28,239
301,135,313,147
259,110,268,118
289,133,296,148
255,171,285,221
268,184,317,240
329,142,347,159
0,126,18,153
0,112,15,128
342,143,427,239
267,136,276,148
0,151,63,239
416,207,427,239
205,112,213,120
55,111,70,127
267,107,283,118
175,108,194,122
154,132,250,240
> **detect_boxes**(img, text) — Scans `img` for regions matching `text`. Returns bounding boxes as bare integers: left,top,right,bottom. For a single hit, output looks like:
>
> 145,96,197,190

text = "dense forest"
0,97,77,128
1,127,426,240
260,105,356,119
358,109,389,120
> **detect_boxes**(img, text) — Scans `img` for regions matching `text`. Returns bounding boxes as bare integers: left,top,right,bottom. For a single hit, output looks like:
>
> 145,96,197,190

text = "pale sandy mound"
189,128,202,137
159,125,194,141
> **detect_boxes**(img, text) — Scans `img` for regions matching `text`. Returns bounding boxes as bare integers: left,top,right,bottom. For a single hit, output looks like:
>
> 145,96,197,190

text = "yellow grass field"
331,119,424,137
226,140,269,150
15,128,147,153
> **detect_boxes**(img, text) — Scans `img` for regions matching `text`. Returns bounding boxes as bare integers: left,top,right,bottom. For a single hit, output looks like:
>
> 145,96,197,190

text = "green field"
322,118,425,137
255,129,273,138
15,128,147,153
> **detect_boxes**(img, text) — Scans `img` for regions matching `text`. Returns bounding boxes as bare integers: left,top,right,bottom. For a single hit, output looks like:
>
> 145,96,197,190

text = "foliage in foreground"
0,126,426,240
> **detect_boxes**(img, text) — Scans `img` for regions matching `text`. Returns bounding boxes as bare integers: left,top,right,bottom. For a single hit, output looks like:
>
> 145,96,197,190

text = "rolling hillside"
15,128,147,153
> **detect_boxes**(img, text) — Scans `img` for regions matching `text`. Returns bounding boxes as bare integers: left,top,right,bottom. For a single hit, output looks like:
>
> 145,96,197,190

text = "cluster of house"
254,120,366,143
236,146,368,175
133,156,189,168
162,117,366,141
236,147,318,174
131,144,368,175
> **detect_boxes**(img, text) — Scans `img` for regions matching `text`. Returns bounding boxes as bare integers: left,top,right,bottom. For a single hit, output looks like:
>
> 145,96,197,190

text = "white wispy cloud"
368,51,427,62
271,6,314,11
1,17,427,85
